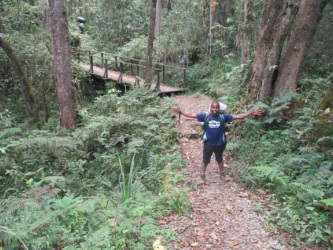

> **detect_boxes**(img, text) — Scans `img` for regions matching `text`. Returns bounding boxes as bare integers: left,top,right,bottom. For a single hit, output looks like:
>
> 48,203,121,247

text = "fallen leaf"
239,192,249,198
153,239,166,250
210,232,219,240
229,240,240,247
108,219,118,227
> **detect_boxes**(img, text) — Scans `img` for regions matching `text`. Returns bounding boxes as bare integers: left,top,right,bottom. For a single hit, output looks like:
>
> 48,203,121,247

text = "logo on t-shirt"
208,120,220,128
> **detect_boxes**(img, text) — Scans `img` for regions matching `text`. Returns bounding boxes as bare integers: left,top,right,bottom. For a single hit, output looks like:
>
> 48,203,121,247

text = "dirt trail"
160,95,290,250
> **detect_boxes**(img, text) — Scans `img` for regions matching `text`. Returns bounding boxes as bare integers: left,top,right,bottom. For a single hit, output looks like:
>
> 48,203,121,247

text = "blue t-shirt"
197,113,233,146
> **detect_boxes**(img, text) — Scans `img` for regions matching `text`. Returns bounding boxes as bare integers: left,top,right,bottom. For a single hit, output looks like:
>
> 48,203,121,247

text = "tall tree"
145,0,157,88
155,0,162,39
0,16,5,34
241,0,253,64
0,36,40,123
273,0,328,96
43,1,50,30
250,0,300,99
217,0,227,27
49,0,76,129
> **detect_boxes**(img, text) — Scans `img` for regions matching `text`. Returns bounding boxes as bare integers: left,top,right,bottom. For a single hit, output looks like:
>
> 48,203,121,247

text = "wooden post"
101,53,104,68
162,65,165,82
115,56,119,71
155,69,161,91
130,59,134,75
89,51,93,73
118,62,123,83
135,65,140,86
104,59,108,78
183,69,186,87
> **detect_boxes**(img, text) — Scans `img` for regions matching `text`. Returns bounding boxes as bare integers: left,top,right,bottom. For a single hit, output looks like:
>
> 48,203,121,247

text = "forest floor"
158,95,317,250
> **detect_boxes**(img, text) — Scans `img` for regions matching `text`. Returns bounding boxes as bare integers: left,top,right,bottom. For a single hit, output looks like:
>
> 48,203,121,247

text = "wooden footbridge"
70,48,187,94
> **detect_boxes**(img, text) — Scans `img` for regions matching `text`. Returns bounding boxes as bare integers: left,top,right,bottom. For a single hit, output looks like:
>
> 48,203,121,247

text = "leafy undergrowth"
0,88,187,249
228,89,333,248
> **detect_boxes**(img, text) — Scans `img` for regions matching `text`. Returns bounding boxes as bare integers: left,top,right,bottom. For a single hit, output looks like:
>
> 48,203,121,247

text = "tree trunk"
241,0,253,64
217,0,227,27
0,36,40,123
49,0,76,129
250,0,300,99
208,1,212,56
145,0,157,88
251,0,284,97
43,1,50,30
273,0,328,96
154,0,162,39
0,16,5,34
260,1,300,98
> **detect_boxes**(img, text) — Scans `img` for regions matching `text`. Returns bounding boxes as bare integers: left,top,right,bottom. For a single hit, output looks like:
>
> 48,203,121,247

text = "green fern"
291,182,324,200
317,136,333,144
0,127,22,139
226,142,241,151
320,198,333,209
251,165,289,188
0,226,29,250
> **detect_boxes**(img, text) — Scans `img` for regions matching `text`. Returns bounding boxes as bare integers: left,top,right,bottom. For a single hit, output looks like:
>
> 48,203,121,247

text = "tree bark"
241,0,253,64
49,0,76,129
217,0,227,27
250,0,300,99
145,0,157,88
0,36,40,123
260,1,300,98
251,0,284,97
43,1,50,30
0,16,5,34
154,0,162,39
273,0,328,96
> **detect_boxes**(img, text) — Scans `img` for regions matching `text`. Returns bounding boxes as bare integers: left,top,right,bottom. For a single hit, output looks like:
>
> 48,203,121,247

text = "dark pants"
203,142,226,165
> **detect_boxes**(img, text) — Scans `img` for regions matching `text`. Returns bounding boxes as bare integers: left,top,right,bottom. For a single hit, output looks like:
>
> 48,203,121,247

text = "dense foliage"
0,89,189,249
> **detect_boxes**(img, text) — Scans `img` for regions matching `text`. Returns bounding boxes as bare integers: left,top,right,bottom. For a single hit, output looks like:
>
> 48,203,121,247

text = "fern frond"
272,92,299,105
251,165,289,187
0,226,29,250
226,142,241,150
0,127,22,139
317,136,333,143
291,182,324,199
320,198,333,209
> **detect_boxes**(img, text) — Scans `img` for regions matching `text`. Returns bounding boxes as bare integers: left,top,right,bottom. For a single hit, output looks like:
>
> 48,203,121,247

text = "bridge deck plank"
80,63,184,94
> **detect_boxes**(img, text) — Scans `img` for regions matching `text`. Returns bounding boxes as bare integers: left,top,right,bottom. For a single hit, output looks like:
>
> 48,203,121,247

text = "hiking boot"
220,171,230,182
219,171,225,181
200,173,206,182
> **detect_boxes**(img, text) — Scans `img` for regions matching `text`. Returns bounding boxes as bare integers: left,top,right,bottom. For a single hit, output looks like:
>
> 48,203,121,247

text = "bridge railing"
70,48,187,90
